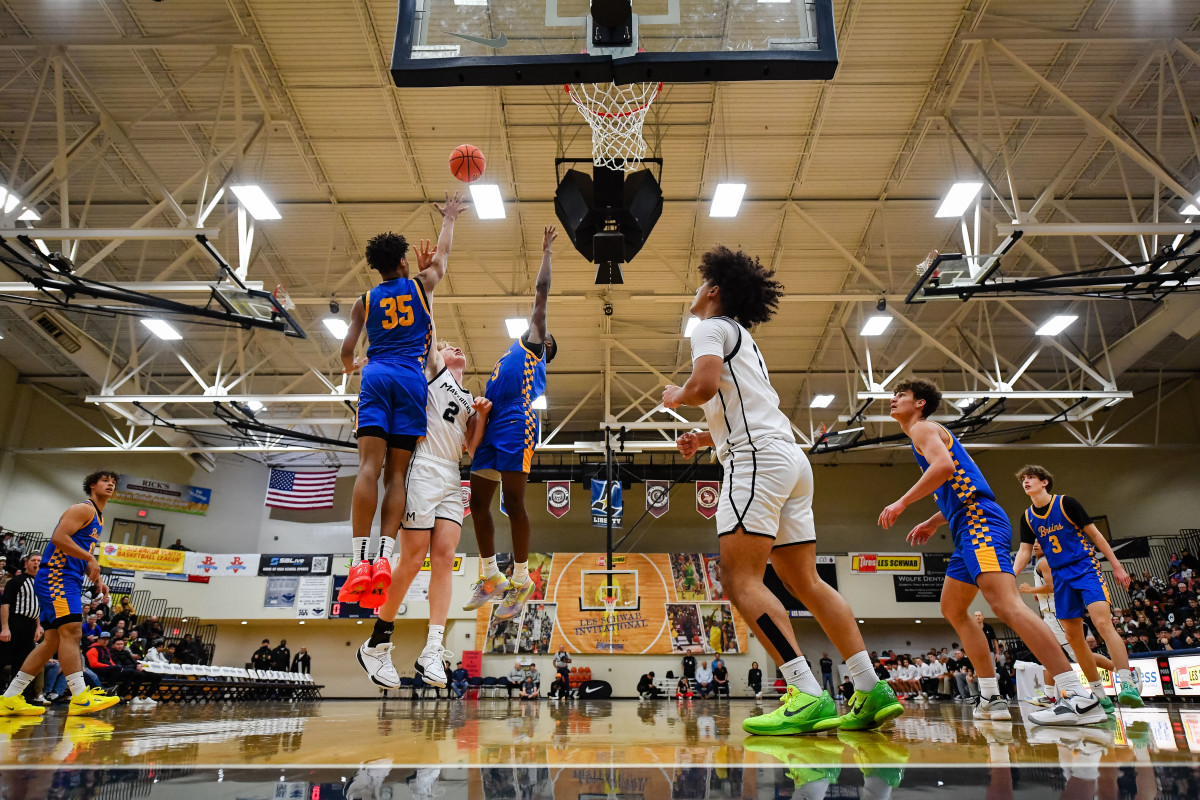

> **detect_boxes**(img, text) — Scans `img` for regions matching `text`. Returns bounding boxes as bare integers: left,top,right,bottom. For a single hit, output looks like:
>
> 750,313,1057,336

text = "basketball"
449,144,486,183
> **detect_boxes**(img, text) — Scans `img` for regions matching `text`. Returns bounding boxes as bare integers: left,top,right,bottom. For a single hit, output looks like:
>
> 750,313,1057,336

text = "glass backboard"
392,0,837,86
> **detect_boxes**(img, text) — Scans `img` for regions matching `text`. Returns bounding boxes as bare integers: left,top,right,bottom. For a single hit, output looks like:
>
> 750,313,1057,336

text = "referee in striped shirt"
1,554,42,698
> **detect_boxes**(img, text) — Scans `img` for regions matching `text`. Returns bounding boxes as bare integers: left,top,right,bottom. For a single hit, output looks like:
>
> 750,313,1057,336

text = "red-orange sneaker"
358,585,387,609
337,560,372,602
357,559,393,609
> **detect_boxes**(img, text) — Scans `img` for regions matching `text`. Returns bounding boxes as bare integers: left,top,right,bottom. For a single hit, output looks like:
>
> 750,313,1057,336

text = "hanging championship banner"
547,480,571,518
646,480,670,519
696,481,719,519
590,479,623,528
461,481,472,518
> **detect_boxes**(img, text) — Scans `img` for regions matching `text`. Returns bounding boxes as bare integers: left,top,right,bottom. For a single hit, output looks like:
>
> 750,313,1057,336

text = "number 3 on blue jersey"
379,295,414,329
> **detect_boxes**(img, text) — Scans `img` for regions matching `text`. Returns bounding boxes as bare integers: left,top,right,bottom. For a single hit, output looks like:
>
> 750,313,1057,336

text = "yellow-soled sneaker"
68,688,121,716
0,694,46,717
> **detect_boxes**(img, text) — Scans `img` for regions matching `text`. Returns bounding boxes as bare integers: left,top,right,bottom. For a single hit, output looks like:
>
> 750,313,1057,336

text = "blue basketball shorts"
471,414,538,478
35,568,83,628
1052,558,1111,620
356,359,427,447
945,498,1015,585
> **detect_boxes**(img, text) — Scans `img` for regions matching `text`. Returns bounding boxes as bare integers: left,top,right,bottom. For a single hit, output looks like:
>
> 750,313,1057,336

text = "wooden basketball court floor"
0,698,1198,798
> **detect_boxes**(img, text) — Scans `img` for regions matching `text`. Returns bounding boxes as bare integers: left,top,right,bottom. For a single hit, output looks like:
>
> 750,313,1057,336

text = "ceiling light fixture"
1183,199,1200,216
505,318,528,338
322,318,350,339
810,394,835,408
246,400,265,412
469,184,506,219
709,183,746,218
935,182,983,218
0,188,39,220
955,397,975,408
1035,315,1077,336
229,185,282,220
141,319,182,340
860,315,892,336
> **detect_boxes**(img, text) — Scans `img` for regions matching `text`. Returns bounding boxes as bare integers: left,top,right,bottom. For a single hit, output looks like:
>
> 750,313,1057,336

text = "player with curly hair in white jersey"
663,245,902,737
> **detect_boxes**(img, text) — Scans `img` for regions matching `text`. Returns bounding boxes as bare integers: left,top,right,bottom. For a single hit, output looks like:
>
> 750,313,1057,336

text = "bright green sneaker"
741,687,841,735
744,735,845,782
838,730,909,787
1097,693,1116,716
838,681,904,731
1117,680,1144,708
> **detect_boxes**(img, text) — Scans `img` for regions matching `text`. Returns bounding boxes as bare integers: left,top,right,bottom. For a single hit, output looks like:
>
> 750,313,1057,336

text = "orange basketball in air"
449,144,486,183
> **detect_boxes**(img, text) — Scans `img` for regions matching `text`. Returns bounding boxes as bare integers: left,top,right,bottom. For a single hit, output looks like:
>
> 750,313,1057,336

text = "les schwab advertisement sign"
851,553,924,575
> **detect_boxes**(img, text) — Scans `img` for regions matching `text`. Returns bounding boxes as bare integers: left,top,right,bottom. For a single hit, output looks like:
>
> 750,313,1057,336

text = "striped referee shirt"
2,572,39,621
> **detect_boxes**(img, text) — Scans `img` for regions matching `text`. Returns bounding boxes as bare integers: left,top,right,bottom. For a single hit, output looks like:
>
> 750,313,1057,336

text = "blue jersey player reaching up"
0,470,121,718
880,379,1105,727
1011,464,1143,709
464,225,558,622
340,191,465,608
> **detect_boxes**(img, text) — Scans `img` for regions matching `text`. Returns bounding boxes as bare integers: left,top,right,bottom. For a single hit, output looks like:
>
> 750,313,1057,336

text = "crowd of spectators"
1116,550,1200,653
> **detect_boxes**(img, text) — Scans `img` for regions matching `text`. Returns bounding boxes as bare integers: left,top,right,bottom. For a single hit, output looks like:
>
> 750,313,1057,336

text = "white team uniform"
404,367,474,529
690,317,815,546
1036,557,1076,657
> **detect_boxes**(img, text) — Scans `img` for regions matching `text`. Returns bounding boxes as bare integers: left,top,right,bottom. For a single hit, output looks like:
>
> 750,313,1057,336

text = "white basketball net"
602,594,619,615
565,81,663,172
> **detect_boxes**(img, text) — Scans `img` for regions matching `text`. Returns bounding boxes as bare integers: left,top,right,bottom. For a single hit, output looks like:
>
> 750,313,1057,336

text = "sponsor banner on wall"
110,474,211,515
590,480,622,528
98,543,185,574
851,552,924,575
184,552,259,578
295,576,331,619
646,480,670,518
404,555,467,602
258,554,331,576
695,481,719,519
461,481,471,518
546,480,571,518
461,650,482,679
893,553,950,602
264,577,299,608
1169,655,1200,697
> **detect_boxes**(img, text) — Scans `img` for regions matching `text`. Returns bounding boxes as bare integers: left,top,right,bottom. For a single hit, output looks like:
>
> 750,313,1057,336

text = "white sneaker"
415,644,452,688
407,767,441,800
1028,693,1107,727
357,640,400,689
346,758,392,800
973,695,1012,721
137,696,158,708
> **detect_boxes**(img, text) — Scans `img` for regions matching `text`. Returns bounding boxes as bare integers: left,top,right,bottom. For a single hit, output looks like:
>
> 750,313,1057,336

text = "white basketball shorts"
1043,613,1077,659
403,454,464,530
716,439,816,547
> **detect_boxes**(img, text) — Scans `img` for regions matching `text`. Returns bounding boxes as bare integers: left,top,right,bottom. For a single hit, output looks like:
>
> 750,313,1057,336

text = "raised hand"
416,238,436,271
434,190,466,221
542,225,558,252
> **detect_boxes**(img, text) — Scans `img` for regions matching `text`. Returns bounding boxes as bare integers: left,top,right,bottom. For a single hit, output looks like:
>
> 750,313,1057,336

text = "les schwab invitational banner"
110,475,211,515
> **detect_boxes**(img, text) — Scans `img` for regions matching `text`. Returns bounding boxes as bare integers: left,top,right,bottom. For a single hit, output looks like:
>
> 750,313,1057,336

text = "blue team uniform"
911,422,1014,585
472,337,547,474
35,502,102,627
356,277,433,446
1025,495,1109,619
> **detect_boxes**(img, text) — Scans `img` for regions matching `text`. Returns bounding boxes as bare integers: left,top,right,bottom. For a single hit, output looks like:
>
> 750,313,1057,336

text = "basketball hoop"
602,594,619,617
272,284,296,312
565,80,663,172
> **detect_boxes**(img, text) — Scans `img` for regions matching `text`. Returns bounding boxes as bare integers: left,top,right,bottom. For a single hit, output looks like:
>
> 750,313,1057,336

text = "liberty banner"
590,480,622,528
547,480,571,518
696,481,719,520
646,480,669,518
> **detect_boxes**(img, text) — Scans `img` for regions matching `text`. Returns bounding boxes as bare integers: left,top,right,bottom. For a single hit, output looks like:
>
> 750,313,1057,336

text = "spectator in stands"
81,613,102,640
271,639,291,671
548,672,568,699
137,615,162,643
952,650,976,699
519,674,539,700
144,639,168,664
712,661,729,697
675,676,693,700
0,554,41,696
0,556,9,591
450,662,470,699
920,655,944,697
747,661,762,699
291,647,311,674
507,661,525,698
251,639,274,670
85,632,135,691
637,671,660,699
839,675,854,702
936,655,955,697
553,648,571,686
974,611,1001,658
43,657,101,704
166,538,190,551
165,643,178,663
694,660,712,697
681,654,696,684
109,637,159,707
818,652,835,695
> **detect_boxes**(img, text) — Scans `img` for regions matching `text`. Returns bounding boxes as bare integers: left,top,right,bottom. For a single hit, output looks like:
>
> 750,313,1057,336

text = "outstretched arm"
423,310,446,381
1083,523,1131,588
416,191,466,295
879,420,953,529
1012,541,1035,577
527,226,557,344
340,297,367,374
464,397,492,457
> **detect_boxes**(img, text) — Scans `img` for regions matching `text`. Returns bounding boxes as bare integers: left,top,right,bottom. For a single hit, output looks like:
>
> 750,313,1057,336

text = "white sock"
511,560,529,585
1044,679,1059,700
427,625,445,647
4,671,33,698
379,536,395,561
846,651,877,694
781,656,823,697
1089,679,1106,698
482,555,500,578
978,676,999,699
66,672,86,698
1054,670,1085,698
353,537,370,564
1117,668,1133,686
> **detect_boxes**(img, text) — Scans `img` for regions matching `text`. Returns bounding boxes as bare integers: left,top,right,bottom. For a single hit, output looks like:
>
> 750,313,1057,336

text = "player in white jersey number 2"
358,311,492,691
663,245,902,736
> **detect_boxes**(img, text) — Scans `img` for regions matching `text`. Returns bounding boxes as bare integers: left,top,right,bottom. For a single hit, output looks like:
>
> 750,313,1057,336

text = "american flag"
265,469,338,510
